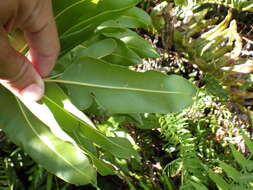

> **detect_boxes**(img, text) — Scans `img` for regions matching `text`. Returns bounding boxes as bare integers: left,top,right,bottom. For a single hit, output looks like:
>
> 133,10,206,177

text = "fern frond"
175,0,253,12
173,5,253,105
160,113,208,188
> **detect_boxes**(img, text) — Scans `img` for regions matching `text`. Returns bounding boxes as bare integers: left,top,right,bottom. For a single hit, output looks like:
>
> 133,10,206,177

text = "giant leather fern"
175,0,253,12
171,3,253,106
160,113,208,190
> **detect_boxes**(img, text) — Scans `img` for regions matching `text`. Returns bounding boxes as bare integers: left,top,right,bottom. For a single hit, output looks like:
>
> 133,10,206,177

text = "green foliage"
148,1,252,190
0,88,97,186
3,1,252,189
158,86,251,190
207,134,253,190
159,97,210,190
174,0,253,11
0,0,197,188
49,57,196,113
163,0,253,105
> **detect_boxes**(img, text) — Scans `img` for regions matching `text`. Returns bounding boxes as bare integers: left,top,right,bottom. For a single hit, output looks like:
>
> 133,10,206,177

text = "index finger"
23,0,60,77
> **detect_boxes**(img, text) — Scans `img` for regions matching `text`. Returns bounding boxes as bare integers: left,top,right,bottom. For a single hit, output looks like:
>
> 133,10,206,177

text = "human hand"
0,0,60,101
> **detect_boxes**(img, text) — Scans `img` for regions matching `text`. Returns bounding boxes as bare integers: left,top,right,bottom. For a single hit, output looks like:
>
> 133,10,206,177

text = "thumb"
0,28,44,101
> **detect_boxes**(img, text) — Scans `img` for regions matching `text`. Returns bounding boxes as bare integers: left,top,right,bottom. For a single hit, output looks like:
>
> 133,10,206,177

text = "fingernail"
21,83,44,101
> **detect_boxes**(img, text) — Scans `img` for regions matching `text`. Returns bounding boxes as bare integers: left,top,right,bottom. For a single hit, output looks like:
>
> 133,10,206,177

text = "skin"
0,0,60,101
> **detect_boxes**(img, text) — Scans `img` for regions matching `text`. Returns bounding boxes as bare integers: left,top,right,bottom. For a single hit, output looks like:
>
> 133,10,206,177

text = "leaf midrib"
45,79,192,96
16,98,93,183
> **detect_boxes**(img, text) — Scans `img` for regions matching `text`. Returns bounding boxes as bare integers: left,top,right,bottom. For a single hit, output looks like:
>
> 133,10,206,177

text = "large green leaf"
0,88,96,185
46,57,197,113
97,0,140,12
53,0,140,56
74,38,117,59
62,0,139,35
76,36,143,66
73,131,115,176
52,0,87,16
115,7,152,29
97,20,159,58
41,83,139,160
53,0,98,35
102,39,143,66
60,24,96,57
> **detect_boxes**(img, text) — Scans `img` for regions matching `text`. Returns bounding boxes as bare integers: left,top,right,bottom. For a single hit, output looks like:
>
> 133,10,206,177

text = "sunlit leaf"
0,88,96,185
42,83,139,160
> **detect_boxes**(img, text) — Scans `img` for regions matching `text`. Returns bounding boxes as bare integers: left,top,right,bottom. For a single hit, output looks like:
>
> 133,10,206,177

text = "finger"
0,27,44,101
23,0,60,77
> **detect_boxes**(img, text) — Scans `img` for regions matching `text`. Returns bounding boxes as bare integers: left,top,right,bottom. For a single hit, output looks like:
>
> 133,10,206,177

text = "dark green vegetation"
0,0,253,189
